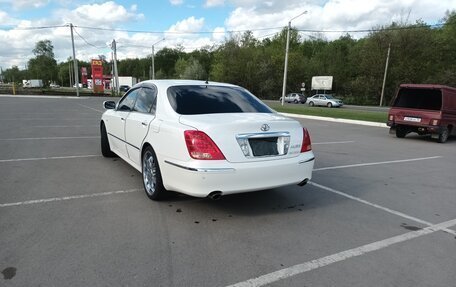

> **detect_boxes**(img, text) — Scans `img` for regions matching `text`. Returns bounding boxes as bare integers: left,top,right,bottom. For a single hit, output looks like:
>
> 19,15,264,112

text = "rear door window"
167,85,272,115
394,88,442,110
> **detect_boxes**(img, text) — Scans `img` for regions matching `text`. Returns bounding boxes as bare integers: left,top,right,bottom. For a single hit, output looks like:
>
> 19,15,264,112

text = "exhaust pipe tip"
208,191,223,200
298,178,309,186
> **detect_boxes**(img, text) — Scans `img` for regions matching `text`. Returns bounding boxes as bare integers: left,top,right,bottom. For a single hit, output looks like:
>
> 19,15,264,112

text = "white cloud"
0,2,147,69
224,0,456,40
57,1,144,27
169,0,184,5
166,16,205,34
0,9,19,25
212,27,226,41
2,0,50,10
204,0,224,8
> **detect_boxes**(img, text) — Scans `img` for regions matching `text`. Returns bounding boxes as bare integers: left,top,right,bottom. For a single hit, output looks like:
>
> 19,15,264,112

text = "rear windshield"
393,88,442,110
167,85,272,115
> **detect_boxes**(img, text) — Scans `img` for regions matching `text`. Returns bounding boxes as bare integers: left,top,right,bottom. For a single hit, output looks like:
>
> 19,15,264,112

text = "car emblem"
260,124,270,132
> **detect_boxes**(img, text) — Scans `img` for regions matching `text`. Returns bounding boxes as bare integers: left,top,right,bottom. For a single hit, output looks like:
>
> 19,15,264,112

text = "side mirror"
103,101,116,110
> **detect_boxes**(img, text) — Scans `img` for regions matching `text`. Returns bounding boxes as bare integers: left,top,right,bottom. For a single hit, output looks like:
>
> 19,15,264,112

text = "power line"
296,23,445,33
74,25,283,34
0,22,450,35
0,24,68,30
72,27,107,49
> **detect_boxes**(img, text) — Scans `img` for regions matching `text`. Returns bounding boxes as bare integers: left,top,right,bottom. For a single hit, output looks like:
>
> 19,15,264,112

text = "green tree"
175,57,207,80
27,40,57,86
2,66,27,84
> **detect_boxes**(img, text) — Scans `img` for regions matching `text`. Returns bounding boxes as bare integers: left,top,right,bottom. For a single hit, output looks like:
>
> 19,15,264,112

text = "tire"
101,123,116,157
437,128,449,143
327,102,333,108
142,146,167,200
309,101,314,107
395,126,407,138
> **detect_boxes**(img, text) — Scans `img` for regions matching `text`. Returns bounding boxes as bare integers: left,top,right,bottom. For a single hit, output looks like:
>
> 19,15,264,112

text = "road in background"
263,99,390,113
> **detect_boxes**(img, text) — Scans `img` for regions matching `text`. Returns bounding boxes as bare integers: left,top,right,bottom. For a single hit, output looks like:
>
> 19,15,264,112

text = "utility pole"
380,43,391,107
281,21,291,106
68,60,73,87
111,39,119,94
151,38,164,80
70,23,79,97
281,11,307,106
152,45,155,79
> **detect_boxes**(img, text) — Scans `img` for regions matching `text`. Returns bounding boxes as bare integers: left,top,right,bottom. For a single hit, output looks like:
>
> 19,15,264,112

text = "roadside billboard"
91,59,104,93
311,76,333,90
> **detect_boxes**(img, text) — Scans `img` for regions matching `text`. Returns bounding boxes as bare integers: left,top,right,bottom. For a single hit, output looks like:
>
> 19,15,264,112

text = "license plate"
404,117,421,122
249,137,278,156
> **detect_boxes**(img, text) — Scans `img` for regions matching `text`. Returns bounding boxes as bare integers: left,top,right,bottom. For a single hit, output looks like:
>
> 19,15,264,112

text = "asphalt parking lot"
1,95,455,287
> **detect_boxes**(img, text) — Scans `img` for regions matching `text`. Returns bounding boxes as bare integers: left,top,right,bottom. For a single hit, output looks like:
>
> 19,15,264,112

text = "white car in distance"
100,80,315,200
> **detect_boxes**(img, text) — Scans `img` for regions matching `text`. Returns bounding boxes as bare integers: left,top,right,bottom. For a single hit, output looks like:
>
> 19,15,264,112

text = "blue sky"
0,0,455,68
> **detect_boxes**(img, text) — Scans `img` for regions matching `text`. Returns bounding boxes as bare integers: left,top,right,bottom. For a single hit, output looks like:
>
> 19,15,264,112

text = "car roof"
134,79,238,90
399,84,456,91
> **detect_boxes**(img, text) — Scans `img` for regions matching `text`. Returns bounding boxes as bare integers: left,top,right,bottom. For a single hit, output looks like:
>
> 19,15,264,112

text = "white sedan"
100,80,315,200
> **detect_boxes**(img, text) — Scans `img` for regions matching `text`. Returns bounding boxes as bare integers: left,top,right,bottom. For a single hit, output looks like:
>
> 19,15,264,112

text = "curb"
279,112,389,128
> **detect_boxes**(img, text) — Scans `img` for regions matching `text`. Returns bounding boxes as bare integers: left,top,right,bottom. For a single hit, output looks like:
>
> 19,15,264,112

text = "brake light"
184,131,226,160
300,128,312,152
431,119,440,126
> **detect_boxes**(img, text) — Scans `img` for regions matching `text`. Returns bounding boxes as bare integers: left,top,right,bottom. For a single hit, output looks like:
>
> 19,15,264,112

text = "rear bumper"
159,152,315,197
388,121,444,134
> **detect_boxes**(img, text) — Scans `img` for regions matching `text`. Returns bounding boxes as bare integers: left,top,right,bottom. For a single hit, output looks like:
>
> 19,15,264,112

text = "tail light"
184,131,225,160
300,128,312,152
388,114,394,121
431,119,440,126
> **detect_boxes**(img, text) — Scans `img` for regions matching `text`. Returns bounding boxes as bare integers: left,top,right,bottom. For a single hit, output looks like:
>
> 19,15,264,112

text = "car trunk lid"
179,113,304,163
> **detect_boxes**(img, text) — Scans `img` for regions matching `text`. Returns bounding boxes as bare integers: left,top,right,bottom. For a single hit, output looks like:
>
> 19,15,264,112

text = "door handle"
141,122,147,126
121,117,125,121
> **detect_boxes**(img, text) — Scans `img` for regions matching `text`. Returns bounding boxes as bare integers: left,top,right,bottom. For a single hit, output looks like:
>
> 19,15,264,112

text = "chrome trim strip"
164,160,236,173
107,132,140,150
236,131,290,139
298,157,315,164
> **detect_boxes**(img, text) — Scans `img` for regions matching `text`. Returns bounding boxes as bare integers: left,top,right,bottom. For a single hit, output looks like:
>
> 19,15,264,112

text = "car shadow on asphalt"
159,184,341,217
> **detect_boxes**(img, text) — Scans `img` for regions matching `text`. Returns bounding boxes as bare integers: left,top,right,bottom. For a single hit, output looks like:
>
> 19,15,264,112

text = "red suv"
387,84,456,143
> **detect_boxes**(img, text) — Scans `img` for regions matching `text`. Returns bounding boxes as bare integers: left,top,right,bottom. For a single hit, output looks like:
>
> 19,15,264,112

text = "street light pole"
380,42,391,107
70,23,79,97
281,11,307,106
151,38,165,80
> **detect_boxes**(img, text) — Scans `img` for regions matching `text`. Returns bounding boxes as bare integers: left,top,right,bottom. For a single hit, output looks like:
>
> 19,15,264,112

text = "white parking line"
0,136,99,141
309,182,456,236
0,118,99,121
0,95,88,99
313,141,355,145
281,112,388,128
314,156,442,171
227,217,456,287
32,125,99,128
0,155,101,163
78,103,104,113
0,189,141,208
